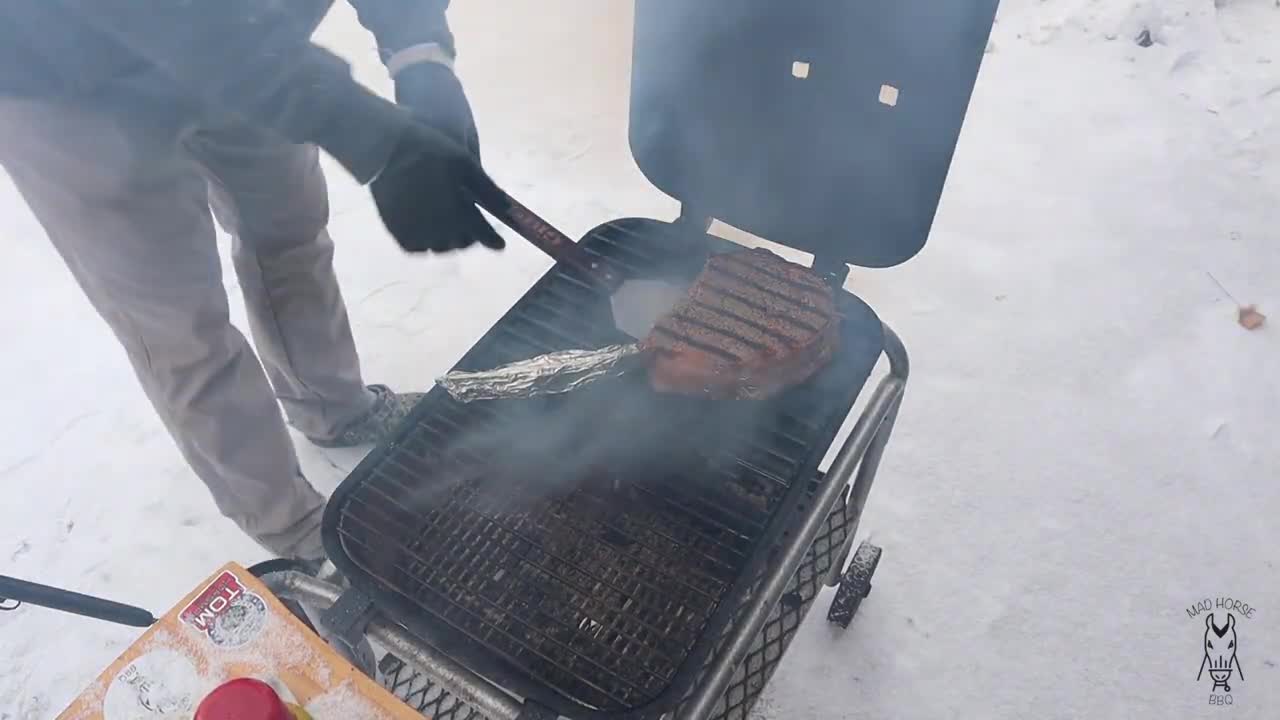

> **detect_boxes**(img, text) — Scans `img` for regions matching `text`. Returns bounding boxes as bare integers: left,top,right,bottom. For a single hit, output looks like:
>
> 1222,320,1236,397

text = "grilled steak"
643,247,839,399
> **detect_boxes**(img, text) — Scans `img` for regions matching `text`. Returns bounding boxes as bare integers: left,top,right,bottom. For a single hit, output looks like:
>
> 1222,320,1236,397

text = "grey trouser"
0,94,376,559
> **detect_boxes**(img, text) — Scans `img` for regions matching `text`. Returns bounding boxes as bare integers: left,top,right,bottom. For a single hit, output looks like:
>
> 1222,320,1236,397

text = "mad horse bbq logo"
1199,614,1243,691
179,570,268,649
1186,596,1257,707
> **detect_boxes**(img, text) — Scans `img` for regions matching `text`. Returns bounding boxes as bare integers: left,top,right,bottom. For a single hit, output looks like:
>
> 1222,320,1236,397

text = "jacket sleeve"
346,0,457,74
53,0,412,183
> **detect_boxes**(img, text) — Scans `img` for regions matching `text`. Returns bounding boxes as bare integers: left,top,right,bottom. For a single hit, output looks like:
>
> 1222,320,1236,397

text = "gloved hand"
394,62,480,160
370,121,505,254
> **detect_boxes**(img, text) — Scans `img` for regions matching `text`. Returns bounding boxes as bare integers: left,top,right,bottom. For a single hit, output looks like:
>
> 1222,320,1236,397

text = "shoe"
307,384,424,449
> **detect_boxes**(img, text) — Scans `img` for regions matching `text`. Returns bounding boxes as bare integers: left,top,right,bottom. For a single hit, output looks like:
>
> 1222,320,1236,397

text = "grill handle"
468,184,620,288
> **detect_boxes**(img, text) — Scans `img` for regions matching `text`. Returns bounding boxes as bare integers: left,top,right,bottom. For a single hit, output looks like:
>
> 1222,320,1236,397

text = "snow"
2,0,1278,718
303,682,392,718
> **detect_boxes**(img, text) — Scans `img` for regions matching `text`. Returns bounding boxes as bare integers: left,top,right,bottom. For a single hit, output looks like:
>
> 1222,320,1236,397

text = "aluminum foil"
437,344,645,402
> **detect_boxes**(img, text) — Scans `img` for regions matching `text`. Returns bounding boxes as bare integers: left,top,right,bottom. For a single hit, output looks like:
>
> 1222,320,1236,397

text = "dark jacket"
0,0,455,182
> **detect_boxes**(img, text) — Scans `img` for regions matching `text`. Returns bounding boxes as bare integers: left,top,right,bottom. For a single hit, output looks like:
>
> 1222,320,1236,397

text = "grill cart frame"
263,328,903,720
317,219,896,720
273,0,997,716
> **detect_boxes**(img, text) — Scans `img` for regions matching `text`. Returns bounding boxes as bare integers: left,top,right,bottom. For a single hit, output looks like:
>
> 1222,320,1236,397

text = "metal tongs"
442,187,691,402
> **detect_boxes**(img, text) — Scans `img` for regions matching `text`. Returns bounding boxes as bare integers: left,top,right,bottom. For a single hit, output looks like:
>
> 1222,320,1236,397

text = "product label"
179,570,268,648
102,649,204,718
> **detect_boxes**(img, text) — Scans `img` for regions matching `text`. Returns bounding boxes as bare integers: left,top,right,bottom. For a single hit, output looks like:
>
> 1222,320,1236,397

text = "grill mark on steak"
704,265,826,312
647,325,744,361
698,277,828,332
655,315,768,360
686,300,803,347
716,251,827,292
692,285,825,336
713,249,825,286
665,308,777,353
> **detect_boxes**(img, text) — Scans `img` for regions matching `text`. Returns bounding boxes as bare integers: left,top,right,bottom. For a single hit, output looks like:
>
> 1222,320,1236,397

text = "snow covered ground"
3,0,1279,717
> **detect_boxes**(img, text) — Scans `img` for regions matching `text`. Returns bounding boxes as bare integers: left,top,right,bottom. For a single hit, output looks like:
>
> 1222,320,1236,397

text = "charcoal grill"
292,1,997,718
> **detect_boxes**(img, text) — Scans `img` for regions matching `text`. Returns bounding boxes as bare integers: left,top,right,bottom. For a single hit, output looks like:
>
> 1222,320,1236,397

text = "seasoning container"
193,677,312,720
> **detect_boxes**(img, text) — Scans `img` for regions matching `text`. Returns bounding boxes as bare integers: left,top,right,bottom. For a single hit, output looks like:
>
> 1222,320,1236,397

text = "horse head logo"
1199,612,1243,692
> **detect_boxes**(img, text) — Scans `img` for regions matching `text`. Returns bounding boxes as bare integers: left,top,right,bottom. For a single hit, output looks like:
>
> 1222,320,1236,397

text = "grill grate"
324,218,883,717
379,481,850,720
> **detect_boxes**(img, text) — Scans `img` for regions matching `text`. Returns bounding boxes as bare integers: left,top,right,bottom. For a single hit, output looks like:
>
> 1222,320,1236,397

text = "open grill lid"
628,0,1000,268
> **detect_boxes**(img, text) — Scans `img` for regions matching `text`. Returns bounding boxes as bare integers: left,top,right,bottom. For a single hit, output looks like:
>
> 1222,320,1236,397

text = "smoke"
340,0,1005,619
391,372,777,519
349,366,785,610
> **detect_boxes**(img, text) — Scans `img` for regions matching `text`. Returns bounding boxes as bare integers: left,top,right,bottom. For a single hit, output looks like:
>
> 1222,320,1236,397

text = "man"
0,1,507,562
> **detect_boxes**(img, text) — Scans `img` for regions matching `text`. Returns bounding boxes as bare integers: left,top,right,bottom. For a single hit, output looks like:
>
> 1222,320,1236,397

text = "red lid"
194,678,293,720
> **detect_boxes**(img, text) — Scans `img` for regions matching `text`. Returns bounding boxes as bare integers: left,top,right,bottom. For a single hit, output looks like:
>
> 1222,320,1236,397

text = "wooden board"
59,562,424,719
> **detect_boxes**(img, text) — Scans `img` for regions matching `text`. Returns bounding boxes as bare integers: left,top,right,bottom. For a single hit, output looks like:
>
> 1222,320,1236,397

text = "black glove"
370,121,505,254
394,63,480,160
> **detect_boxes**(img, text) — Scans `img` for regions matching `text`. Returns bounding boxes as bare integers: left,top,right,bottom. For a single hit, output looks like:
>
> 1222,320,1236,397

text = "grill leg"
824,323,908,588
317,589,380,679
823,395,901,586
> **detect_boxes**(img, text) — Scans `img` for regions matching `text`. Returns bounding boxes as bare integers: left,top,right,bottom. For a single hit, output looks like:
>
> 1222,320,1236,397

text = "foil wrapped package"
438,344,646,402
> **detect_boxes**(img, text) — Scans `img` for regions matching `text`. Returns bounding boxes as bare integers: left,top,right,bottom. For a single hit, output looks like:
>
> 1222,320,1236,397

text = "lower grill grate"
325,218,883,717
380,481,851,720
